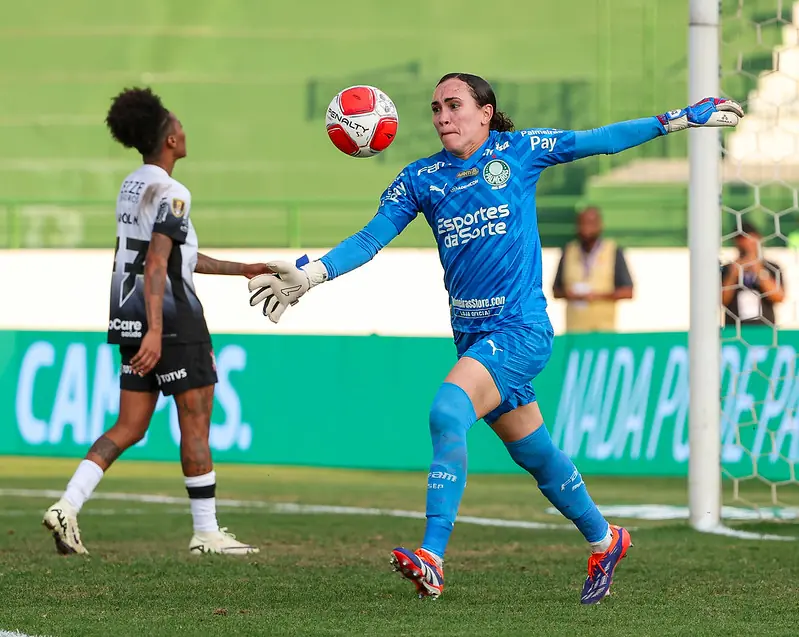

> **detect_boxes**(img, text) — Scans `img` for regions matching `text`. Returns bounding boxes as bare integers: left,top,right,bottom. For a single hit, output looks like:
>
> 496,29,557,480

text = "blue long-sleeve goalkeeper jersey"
320,118,665,334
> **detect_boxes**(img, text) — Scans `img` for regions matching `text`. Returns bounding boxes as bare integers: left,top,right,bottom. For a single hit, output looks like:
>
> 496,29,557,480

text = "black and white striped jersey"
107,164,210,346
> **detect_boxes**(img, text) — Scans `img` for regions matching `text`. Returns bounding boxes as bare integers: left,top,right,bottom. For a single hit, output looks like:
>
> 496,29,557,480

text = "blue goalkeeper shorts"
453,320,554,425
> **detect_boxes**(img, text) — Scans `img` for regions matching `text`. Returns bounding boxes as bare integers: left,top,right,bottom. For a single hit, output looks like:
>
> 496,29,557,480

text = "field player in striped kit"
43,87,265,556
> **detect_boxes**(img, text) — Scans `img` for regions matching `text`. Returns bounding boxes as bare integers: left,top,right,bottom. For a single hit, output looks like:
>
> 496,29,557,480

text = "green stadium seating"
0,0,784,248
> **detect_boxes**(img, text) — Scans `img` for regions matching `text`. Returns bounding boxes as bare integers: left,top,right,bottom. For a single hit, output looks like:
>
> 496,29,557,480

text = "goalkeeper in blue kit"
249,73,743,604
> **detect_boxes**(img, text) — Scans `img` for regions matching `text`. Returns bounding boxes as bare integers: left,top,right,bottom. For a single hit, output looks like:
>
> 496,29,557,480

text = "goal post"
689,0,799,531
688,0,723,531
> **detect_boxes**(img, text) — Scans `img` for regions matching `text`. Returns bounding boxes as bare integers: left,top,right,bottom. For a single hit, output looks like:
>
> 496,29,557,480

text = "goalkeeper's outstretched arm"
571,97,744,160
572,118,665,159
248,165,420,323
247,212,404,323
318,213,400,279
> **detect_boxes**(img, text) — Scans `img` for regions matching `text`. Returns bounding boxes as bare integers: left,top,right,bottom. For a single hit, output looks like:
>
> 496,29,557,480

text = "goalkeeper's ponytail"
436,72,515,132
489,110,515,132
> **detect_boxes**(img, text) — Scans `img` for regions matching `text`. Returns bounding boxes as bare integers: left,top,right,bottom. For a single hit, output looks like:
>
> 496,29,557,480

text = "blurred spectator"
721,221,785,327
552,207,634,333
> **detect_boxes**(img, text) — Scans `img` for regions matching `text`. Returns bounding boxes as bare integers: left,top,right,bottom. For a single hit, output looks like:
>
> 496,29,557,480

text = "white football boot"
42,499,89,555
189,527,259,555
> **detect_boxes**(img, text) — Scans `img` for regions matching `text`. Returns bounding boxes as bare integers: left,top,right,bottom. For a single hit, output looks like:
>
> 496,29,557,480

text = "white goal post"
688,0,799,531
688,0,723,531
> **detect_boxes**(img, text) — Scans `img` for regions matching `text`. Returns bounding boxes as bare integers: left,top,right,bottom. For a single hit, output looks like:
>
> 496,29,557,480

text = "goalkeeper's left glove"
658,97,744,134
248,257,328,324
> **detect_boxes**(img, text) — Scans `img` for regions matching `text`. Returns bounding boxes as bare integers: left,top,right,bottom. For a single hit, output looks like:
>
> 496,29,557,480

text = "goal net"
718,0,799,517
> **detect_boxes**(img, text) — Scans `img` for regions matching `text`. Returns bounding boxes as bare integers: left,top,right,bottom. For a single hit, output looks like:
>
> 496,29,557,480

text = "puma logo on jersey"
429,184,447,196
486,340,503,356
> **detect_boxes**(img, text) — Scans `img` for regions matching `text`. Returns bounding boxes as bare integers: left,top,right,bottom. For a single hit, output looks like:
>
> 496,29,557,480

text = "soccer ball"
325,85,398,158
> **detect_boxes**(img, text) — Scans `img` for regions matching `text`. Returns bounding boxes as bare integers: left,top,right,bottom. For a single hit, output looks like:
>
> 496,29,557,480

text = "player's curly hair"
437,73,515,132
105,87,171,157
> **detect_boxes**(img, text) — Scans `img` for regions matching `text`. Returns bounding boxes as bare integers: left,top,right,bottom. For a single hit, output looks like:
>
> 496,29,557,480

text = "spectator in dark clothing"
721,221,785,327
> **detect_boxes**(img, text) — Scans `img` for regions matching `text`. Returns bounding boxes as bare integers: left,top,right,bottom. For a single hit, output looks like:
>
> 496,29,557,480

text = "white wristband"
302,260,329,288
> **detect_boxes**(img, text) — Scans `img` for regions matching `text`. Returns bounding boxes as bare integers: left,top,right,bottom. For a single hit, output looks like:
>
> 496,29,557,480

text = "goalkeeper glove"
248,257,328,324
658,97,744,134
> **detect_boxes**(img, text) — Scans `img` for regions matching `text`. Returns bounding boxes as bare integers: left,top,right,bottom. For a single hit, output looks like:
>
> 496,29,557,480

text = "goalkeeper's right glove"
658,97,744,134
248,259,328,324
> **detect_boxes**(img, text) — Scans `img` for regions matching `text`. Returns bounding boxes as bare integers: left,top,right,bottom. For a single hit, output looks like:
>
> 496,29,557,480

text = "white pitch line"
5,489,791,540
0,631,47,637
587,504,798,541
701,524,796,542
0,488,573,531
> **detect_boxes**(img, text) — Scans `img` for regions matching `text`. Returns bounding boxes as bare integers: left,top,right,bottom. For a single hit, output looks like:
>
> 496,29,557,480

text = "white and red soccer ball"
326,85,398,158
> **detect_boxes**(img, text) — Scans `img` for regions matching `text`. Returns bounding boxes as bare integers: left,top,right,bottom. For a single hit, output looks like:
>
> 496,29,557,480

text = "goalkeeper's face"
431,78,492,158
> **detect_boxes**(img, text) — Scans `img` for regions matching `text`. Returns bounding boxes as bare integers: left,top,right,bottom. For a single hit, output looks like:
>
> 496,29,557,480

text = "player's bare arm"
195,253,270,279
144,231,172,332
130,231,172,375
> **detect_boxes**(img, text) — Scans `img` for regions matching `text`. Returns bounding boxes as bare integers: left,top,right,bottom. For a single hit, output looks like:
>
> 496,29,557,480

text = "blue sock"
420,382,476,559
505,425,609,543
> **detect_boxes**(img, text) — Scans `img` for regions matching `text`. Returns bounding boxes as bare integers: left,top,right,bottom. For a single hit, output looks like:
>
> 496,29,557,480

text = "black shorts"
119,342,218,396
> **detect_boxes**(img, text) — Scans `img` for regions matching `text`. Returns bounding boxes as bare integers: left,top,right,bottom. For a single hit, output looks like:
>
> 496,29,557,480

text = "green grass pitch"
0,457,797,636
